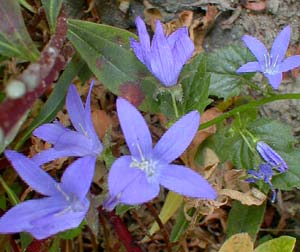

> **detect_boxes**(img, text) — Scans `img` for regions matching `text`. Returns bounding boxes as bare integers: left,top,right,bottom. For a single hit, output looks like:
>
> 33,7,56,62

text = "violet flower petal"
130,39,147,65
167,27,194,72
119,172,160,205
279,55,300,72
270,26,291,63
0,197,66,234
66,84,86,133
153,111,200,163
5,150,59,196
84,81,101,143
150,20,175,86
117,98,152,159
54,131,95,155
236,61,261,73
135,16,151,53
61,156,96,201
242,35,268,64
31,148,75,165
33,121,70,145
264,72,282,90
159,164,217,199
29,201,89,240
107,156,143,200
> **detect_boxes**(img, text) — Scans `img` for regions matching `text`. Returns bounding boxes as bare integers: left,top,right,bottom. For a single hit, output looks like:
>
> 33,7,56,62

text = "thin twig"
145,203,172,252
9,235,20,252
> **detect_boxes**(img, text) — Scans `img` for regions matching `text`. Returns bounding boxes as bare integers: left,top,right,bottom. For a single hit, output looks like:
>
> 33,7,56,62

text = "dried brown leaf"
92,109,113,140
219,233,253,252
219,188,266,206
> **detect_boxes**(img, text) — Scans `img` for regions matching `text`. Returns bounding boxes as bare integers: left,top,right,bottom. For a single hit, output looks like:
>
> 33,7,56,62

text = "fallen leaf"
92,109,113,140
219,233,253,252
220,188,266,206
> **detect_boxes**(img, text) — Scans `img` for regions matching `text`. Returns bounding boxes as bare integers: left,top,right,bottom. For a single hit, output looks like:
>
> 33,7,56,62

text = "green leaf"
67,19,160,113
206,44,255,99
41,0,63,33
59,222,85,240
272,150,300,190
170,205,194,242
254,236,296,252
0,0,39,61
15,55,87,149
115,204,136,216
204,118,295,170
18,0,35,13
20,233,33,250
178,53,212,115
227,201,266,240
148,191,183,237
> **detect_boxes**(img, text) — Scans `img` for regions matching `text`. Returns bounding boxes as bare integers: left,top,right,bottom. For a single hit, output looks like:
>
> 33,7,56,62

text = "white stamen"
130,143,157,177
79,123,88,137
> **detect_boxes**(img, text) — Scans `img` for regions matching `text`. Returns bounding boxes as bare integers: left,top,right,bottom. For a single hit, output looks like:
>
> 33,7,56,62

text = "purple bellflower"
103,98,217,210
32,82,102,165
130,16,194,87
256,141,288,172
0,151,94,239
246,164,276,202
237,25,300,89
246,141,288,202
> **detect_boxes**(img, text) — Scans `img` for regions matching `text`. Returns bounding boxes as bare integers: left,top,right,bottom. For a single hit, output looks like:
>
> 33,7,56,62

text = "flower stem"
0,175,18,205
171,92,179,119
199,93,300,130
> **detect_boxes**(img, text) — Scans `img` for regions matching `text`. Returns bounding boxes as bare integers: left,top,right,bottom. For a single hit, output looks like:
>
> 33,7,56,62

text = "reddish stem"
100,208,143,252
0,9,68,138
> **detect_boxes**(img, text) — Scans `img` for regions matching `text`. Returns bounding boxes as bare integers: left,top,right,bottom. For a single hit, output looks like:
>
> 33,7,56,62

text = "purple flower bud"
247,164,276,202
256,141,288,172
130,16,194,87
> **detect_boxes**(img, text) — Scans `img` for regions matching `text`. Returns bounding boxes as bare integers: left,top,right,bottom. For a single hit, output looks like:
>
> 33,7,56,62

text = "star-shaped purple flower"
0,151,94,239
237,25,300,89
130,16,194,87
103,98,217,210
32,82,102,165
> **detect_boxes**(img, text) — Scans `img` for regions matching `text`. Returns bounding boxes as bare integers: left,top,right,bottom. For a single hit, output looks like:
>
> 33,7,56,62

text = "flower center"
130,157,156,177
130,143,157,177
55,184,86,215
263,53,279,74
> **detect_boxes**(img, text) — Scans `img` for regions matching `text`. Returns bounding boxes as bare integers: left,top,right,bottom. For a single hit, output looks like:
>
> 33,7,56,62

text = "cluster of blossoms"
0,82,216,239
246,141,288,202
0,16,293,240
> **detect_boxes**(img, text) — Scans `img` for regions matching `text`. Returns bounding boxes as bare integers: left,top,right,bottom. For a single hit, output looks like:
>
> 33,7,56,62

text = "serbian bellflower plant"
32,82,102,165
104,98,217,210
237,25,300,89
130,16,194,87
0,151,94,239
